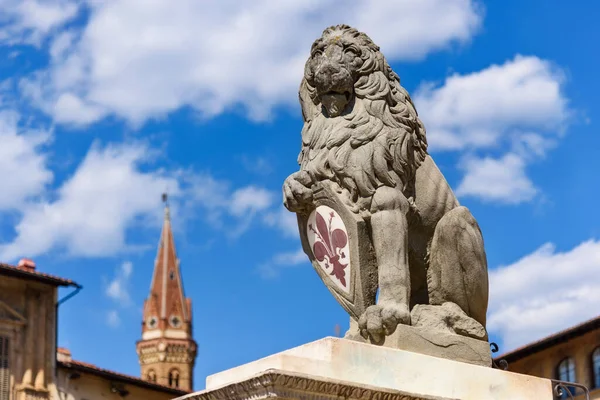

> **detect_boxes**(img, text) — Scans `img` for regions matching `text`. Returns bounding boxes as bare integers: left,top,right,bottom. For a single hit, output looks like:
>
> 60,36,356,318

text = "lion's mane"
298,25,428,204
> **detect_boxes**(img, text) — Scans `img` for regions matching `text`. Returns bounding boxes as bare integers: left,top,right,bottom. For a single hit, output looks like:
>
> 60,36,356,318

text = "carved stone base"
177,337,554,400
345,315,492,367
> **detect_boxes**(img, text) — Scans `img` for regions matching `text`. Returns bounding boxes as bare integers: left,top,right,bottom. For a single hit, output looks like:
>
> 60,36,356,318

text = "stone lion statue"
283,25,489,346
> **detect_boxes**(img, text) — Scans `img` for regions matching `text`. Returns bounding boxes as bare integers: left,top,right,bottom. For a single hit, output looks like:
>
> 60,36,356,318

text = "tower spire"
162,193,170,221
136,194,197,391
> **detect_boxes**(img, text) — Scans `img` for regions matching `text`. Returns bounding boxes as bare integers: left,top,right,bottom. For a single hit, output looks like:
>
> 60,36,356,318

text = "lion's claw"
358,303,411,344
283,172,314,212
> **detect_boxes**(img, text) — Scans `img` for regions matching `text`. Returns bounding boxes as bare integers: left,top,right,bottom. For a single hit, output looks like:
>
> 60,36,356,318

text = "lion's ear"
299,79,320,123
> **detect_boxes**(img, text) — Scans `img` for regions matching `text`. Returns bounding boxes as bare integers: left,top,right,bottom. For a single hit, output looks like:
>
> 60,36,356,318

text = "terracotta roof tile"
142,203,191,335
0,263,79,287
58,358,190,396
495,315,600,363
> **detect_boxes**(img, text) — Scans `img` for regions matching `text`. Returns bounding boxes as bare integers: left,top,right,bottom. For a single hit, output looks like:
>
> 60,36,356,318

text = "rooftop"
0,260,79,288
58,356,190,396
495,315,600,363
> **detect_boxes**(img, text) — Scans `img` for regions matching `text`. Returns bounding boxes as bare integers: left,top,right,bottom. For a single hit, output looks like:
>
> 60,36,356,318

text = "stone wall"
0,275,58,400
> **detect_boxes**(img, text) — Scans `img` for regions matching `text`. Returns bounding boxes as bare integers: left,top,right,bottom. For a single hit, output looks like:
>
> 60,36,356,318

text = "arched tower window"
146,369,156,382
556,357,576,398
592,347,600,389
168,369,180,388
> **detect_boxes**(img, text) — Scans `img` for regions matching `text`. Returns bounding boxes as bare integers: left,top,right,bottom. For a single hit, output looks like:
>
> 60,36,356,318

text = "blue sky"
1,0,599,391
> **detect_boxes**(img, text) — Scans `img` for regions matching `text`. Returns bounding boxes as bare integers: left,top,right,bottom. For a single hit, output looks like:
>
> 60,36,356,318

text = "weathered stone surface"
411,302,488,341
183,370,442,400
382,325,491,367
178,338,554,400
345,316,491,367
282,24,491,355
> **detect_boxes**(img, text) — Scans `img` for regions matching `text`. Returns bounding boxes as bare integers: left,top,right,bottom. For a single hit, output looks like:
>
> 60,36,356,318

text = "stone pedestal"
346,318,492,367
177,337,554,400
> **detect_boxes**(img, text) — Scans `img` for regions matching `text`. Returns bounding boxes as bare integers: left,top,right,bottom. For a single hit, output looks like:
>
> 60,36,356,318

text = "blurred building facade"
0,201,196,400
497,316,600,399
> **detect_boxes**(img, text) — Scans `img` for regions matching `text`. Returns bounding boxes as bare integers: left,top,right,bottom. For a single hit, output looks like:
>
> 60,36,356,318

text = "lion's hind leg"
427,206,489,327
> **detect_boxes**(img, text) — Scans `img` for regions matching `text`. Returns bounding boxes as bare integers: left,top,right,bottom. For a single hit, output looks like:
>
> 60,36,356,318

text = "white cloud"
240,156,273,176
0,0,80,46
0,110,53,211
121,260,132,277
229,186,274,217
183,173,230,216
0,136,285,260
488,240,600,352
263,206,300,239
54,92,107,125
456,153,537,204
226,186,275,237
105,261,133,304
257,248,308,279
0,141,180,261
181,174,280,238
106,309,120,328
23,0,482,126
414,55,571,204
415,55,569,151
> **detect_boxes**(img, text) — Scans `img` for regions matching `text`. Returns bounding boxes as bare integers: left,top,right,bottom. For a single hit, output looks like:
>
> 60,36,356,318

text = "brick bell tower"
136,194,197,391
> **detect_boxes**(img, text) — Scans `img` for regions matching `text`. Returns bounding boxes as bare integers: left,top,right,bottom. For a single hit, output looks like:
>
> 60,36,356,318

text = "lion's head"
302,25,382,118
298,25,428,202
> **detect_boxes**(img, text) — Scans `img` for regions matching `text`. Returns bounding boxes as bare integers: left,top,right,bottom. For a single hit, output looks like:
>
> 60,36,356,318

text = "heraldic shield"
297,181,378,321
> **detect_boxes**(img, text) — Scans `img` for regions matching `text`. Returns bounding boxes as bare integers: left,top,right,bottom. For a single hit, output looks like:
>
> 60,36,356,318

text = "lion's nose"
317,62,341,79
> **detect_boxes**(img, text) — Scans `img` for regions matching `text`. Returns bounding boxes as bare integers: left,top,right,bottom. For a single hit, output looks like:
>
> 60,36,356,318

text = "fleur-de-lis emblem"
308,210,348,287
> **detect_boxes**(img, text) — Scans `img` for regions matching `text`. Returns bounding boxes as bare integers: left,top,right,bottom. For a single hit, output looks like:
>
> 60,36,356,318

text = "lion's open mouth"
320,90,352,117
322,90,352,102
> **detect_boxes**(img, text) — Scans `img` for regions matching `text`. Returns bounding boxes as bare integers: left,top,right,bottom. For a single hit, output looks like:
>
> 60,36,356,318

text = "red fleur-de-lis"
309,210,348,287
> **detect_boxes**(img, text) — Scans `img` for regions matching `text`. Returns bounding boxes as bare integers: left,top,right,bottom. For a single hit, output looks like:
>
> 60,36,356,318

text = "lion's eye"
344,46,359,56
311,49,323,58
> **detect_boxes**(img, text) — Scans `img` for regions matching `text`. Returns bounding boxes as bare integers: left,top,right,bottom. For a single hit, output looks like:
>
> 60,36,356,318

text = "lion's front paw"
283,171,313,212
358,303,411,344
